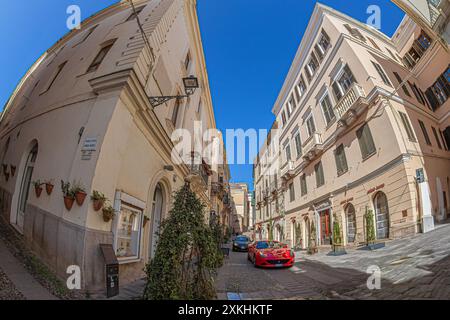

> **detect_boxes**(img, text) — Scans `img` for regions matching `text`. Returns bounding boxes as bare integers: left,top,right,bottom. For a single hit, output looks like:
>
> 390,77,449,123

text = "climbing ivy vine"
143,183,223,300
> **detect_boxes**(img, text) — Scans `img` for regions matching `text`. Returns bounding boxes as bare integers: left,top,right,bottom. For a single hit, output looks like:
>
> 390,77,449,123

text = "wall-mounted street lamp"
149,76,199,108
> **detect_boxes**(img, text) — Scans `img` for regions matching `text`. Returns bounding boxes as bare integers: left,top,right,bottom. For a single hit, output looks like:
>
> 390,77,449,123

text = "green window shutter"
357,124,376,159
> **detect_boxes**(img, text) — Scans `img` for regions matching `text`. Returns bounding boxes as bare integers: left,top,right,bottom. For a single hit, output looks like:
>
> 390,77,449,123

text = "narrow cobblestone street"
216,223,450,300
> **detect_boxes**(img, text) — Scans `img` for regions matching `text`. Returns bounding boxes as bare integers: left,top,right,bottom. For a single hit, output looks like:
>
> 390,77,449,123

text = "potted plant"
33,180,43,198
330,214,346,256
102,203,115,223
61,180,75,211
307,221,318,255
143,214,151,227
10,165,16,177
73,182,87,206
91,190,106,212
45,180,54,195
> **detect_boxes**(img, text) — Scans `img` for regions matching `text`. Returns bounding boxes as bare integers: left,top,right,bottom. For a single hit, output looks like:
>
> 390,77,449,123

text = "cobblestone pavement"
0,267,25,300
215,224,450,300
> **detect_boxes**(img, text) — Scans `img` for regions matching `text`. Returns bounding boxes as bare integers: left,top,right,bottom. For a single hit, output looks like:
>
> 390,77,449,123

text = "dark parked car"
232,236,250,252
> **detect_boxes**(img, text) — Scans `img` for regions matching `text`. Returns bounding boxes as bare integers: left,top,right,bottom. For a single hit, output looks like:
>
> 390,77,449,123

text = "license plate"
275,264,283,267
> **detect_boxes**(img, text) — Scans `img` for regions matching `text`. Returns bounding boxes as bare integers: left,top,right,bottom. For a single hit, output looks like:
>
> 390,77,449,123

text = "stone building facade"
0,0,230,292
254,3,450,250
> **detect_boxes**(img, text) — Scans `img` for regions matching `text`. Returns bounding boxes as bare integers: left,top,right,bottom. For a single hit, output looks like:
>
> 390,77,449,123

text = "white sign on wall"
81,138,98,161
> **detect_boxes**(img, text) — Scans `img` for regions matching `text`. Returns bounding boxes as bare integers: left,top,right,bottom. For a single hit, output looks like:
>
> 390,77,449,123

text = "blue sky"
0,0,404,190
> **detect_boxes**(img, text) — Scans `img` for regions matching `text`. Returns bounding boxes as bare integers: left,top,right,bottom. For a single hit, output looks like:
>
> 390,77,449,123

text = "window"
294,132,302,158
172,98,181,126
368,37,381,50
288,95,296,114
315,161,325,188
184,52,191,70
399,112,416,142
281,111,287,126
306,114,316,137
73,25,97,47
343,24,366,42
42,61,67,93
440,130,448,150
114,202,143,260
284,141,292,162
417,31,432,51
418,120,432,145
295,75,307,102
432,127,443,149
87,42,115,73
356,123,376,159
332,65,356,101
408,82,425,105
197,99,202,114
317,29,331,55
289,183,295,202
334,144,348,176
315,44,325,62
426,67,450,110
393,72,411,97
300,174,307,196
371,61,392,87
306,53,319,81
126,6,144,21
320,94,336,125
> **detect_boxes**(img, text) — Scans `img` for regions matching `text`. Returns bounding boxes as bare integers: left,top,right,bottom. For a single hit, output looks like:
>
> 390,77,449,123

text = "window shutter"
425,88,440,111
332,81,342,101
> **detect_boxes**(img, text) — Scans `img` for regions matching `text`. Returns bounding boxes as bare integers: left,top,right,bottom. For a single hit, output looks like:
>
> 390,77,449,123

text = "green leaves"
143,183,223,300
365,208,376,245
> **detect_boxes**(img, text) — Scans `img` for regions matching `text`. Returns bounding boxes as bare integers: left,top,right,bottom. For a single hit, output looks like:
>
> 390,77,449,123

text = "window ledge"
337,169,348,177
118,257,142,265
361,151,377,162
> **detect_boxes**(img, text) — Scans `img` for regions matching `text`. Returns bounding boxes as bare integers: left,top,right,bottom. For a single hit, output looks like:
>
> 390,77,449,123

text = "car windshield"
256,241,284,249
236,236,248,242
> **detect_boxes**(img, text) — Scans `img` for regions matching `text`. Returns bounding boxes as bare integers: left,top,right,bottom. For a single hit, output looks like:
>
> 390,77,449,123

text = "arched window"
374,192,389,239
150,183,164,258
345,204,356,243
16,141,38,230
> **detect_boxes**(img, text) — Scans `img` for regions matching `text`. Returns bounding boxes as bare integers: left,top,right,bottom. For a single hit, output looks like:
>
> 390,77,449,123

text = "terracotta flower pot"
45,183,54,195
64,196,75,211
102,209,114,223
10,166,16,177
35,186,43,198
93,199,104,212
75,191,87,206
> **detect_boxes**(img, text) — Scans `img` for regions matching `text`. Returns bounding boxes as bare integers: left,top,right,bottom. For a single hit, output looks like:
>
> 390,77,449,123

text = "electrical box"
100,244,119,298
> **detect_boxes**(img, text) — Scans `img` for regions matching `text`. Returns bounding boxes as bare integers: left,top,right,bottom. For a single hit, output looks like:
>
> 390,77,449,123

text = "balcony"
334,83,368,129
185,152,210,192
270,180,278,195
302,133,324,161
280,160,295,181
211,182,225,199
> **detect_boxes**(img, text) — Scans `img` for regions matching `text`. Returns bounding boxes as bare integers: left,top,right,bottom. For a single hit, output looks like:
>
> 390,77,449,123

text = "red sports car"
247,240,295,268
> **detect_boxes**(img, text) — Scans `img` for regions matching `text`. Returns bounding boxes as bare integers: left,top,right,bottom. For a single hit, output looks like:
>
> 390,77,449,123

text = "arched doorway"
374,192,389,239
345,204,356,244
291,220,296,248
149,183,165,259
304,217,310,248
15,141,38,231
